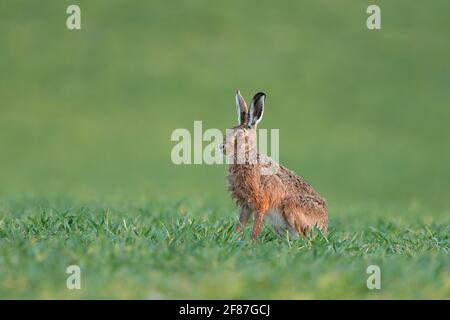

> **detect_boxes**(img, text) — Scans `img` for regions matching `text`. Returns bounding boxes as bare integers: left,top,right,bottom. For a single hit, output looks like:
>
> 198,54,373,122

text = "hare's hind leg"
281,197,328,236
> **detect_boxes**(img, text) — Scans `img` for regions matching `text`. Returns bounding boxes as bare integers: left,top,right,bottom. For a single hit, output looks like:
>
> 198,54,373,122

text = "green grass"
0,198,448,299
0,1,450,299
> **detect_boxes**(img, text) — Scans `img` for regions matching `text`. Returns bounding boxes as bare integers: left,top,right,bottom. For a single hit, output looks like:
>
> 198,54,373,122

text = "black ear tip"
253,92,266,100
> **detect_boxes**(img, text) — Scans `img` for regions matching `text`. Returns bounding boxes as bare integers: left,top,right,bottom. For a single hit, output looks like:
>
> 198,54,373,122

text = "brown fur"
221,91,328,239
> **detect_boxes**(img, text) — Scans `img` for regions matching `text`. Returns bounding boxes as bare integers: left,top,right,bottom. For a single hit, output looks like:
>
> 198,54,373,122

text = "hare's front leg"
251,212,265,240
236,204,252,233
251,203,269,240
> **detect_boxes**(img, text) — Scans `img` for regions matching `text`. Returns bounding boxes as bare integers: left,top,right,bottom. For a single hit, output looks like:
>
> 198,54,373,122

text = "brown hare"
219,90,328,240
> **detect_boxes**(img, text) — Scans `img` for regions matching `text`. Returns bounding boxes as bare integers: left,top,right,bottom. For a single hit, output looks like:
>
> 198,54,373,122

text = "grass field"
0,1,449,299
0,199,449,299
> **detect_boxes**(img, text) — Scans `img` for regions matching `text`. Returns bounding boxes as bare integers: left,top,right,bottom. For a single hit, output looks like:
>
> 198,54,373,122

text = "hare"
219,90,328,240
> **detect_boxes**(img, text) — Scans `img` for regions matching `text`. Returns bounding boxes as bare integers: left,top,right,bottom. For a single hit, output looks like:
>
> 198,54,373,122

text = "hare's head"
219,91,265,158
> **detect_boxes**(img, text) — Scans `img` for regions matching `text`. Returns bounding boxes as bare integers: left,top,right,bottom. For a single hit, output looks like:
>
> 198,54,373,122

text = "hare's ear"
249,92,265,127
235,90,248,125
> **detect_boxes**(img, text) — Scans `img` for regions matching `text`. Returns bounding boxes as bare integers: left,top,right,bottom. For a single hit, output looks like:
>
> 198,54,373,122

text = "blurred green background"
0,0,449,300
1,0,450,209
1,0,450,211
